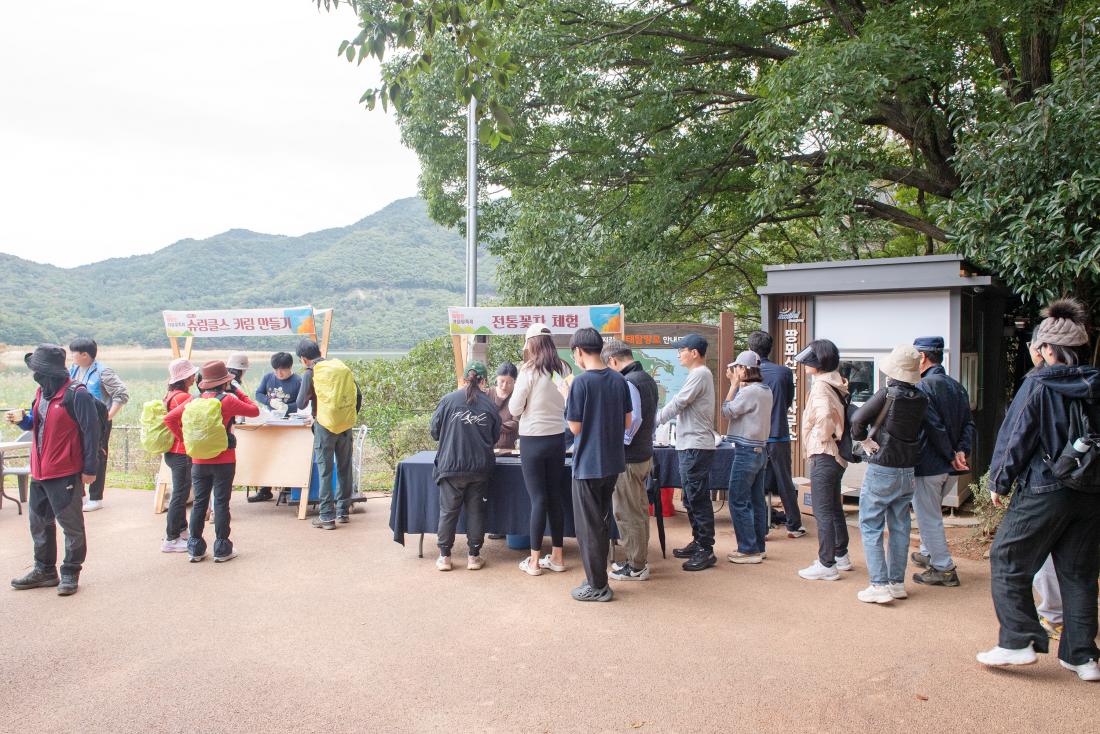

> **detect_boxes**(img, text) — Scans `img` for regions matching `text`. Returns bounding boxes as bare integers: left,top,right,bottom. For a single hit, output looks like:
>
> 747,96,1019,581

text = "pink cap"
167,358,198,385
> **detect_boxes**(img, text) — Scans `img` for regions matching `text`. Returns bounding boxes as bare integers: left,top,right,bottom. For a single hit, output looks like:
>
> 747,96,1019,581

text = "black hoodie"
429,388,502,483
989,364,1100,495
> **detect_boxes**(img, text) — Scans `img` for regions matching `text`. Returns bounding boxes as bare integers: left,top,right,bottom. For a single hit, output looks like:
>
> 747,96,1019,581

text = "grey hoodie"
722,382,774,446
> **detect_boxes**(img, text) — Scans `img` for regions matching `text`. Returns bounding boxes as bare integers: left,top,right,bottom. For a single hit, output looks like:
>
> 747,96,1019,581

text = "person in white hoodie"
509,323,572,576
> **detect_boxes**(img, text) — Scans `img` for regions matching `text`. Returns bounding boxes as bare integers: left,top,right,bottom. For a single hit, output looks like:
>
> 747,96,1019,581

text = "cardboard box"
794,476,813,517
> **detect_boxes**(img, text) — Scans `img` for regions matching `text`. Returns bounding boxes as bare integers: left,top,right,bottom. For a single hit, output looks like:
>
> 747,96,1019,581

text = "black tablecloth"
651,444,737,490
390,451,586,545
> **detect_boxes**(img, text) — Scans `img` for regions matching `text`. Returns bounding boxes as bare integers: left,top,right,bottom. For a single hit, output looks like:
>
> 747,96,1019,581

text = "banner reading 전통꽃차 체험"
447,305,624,336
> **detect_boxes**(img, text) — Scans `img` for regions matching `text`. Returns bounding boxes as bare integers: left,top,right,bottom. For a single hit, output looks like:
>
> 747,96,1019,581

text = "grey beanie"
1031,298,1089,348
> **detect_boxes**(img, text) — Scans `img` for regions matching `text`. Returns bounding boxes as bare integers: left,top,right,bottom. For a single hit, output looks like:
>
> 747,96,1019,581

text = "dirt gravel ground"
0,489,1095,734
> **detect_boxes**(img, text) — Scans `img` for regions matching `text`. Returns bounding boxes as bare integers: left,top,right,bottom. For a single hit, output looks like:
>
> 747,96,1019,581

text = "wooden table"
153,422,316,519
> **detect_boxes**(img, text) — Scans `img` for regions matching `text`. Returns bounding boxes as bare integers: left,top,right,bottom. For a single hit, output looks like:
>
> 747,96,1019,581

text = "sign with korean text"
447,305,624,336
163,306,317,338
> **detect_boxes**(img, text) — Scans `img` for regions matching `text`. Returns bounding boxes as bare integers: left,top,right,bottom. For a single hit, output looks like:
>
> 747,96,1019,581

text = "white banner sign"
163,306,317,338
448,305,624,336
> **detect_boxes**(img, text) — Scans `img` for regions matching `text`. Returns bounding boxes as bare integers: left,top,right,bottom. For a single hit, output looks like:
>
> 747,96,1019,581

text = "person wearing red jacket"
161,358,198,553
164,360,259,563
8,345,102,597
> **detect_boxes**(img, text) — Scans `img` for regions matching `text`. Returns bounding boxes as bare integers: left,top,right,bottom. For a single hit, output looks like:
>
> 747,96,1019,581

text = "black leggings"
164,451,192,541
519,433,566,551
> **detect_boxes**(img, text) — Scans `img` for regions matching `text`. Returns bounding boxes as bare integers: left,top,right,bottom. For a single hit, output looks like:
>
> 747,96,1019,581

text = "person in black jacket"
977,299,1100,682
910,336,976,588
850,345,927,605
429,361,501,572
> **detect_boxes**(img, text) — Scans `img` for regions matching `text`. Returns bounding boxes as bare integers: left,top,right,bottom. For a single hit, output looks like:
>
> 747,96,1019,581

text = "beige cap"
524,322,552,340
881,345,921,384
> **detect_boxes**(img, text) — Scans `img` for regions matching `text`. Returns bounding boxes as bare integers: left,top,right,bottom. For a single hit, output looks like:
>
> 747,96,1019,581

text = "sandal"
518,557,543,576
538,554,566,573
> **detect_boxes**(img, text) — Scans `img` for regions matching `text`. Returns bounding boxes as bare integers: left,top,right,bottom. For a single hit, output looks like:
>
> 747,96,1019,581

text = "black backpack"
828,384,861,465
61,382,111,441
1048,399,1100,493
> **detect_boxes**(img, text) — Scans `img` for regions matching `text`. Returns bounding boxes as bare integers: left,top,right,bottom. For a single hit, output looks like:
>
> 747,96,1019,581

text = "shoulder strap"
871,390,895,434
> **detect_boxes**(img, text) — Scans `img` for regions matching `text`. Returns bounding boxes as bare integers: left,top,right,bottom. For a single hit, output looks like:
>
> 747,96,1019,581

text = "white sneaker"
857,585,894,604
834,554,854,571
161,537,188,553
1060,659,1100,681
82,500,102,513
976,643,1037,667
888,582,908,599
798,560,840,581
436,556,452,572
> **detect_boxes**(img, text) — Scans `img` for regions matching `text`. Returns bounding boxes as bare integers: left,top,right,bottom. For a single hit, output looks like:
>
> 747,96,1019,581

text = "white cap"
524,322,552,340
226,352,250,370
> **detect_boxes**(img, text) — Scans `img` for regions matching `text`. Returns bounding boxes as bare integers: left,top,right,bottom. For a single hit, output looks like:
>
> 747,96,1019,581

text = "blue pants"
727,441,767,554
858,464,915,585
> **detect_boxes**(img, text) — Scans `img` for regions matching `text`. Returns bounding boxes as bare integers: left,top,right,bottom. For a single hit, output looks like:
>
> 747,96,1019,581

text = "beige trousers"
613,459,652,569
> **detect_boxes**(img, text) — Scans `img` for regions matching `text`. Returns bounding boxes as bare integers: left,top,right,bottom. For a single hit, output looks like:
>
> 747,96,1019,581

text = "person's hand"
5,409,23,424
81,474,96,486
952,452,970,472
990,490,1005,508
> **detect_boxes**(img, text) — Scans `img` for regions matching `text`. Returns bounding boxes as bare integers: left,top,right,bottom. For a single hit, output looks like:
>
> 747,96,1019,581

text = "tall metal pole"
465,96,478,308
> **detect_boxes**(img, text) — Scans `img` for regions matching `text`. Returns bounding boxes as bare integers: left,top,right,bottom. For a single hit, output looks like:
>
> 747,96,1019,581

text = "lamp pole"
465,96,478,308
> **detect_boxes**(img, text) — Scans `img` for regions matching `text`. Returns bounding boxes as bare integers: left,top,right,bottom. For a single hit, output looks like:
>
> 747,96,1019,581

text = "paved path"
0,489,1094,733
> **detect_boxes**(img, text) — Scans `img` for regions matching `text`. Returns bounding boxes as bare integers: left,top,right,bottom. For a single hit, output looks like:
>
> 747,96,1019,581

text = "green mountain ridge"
0,198,495,349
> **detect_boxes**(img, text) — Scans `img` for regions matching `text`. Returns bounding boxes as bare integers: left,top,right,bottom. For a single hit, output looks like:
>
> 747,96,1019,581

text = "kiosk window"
839,358,876,405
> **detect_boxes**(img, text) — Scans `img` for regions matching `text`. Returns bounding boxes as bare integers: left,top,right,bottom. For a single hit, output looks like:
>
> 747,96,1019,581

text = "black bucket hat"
24,344,69,379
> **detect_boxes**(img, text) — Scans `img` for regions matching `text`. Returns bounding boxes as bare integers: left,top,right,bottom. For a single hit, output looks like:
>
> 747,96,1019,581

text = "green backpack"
139,398,174,454
182,394,231,460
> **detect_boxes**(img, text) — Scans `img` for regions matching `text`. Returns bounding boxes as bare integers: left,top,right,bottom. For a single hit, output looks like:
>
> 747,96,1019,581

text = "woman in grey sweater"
722,351,774,564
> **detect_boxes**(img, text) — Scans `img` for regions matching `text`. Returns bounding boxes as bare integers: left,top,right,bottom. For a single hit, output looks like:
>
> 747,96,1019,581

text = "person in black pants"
977,299,1100,682
565,328,633,602
161,358,198,553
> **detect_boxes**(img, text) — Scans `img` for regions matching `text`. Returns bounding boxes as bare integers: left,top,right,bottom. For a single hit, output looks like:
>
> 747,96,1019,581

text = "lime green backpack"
182,394,231,460
139,399,174,454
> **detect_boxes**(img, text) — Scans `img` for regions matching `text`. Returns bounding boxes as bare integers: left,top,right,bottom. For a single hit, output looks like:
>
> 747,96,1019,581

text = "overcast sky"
0,1,422,267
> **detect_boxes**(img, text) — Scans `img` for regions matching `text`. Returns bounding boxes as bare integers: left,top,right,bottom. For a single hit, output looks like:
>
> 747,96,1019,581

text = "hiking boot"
57,574,79,596
609,563,650,581
727,551,765,564
571,583,613,602
834,554,854,571
798,560,840,581
913,566,961,587
682,550,717,572
11,567,60,590
857,585,894,604
467,555,485,571
976,643,1037,667
787,527,807,538
910,551,930,569
1060,659,1100,682
312,518,337,530
672,541,701,559
1040,617,1064,641
247,488,274,503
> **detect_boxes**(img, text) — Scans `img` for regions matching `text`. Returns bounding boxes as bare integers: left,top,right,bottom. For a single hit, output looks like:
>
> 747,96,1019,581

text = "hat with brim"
881,345,921,384
672,333,708,355
24,344,68,379
465,361,488,380
731,350,760,369
198,360,234,390
168,358,198,385
524,323,552,341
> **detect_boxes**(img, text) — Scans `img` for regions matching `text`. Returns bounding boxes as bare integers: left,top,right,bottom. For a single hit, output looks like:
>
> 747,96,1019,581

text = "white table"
0,440,32,512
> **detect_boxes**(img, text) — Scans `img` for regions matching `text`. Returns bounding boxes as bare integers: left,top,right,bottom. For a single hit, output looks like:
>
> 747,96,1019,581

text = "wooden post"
183,336,194,360
318,309,334,356
451,334,466,387
169,336,181,359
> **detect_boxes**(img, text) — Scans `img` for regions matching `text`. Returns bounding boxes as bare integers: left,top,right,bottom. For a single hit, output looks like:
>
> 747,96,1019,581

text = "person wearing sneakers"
160,359,197,553
8,345,101,597
164,361,259,563
68,337,129,512
657,334,718,572
722,351,774,565
429,362,501,571
749,331,806,538
910,336,975,588
603,339,658,582
978,299,1100,682
794,340,853,582
509,322,572,577
850,345,928,605
565,328,633,602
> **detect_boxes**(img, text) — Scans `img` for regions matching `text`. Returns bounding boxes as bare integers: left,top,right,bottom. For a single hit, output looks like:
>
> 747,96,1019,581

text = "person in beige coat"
794,339,854,582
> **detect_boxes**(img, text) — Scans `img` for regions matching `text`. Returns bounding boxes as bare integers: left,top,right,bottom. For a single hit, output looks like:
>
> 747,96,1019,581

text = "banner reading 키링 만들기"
162,306,317,338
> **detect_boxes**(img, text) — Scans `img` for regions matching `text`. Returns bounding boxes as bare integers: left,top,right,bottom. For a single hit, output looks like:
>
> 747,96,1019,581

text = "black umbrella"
646,469,667,558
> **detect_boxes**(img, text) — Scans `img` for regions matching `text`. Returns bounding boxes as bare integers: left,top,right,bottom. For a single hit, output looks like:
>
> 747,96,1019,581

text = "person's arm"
782,367,795,411
624,381,642,444
430,399,445,441
16,406,33,431
355,382,362,413
164,402,185,441
850,388,886,441
70,390,102,479
296,368,314,411
254,374,272,406
918,384,955,464
721,390,752,421
987,383,1042,498
489,398,502,444
956,388,977,457
656,369,706,425
223,391,260,419
99,366,129,420
507,370,531,416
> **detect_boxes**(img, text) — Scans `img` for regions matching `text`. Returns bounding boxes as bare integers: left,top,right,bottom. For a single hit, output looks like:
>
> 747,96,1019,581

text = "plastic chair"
1,431,32,515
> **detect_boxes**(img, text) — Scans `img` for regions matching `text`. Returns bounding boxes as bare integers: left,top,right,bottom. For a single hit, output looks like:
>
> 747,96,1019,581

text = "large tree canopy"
321,1,1100,322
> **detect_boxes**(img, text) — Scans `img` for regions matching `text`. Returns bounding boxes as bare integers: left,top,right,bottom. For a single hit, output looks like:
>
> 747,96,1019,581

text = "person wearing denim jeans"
858,463,916,590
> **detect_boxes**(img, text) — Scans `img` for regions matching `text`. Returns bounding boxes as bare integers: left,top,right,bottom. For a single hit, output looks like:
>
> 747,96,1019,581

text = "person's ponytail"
465,370,484,404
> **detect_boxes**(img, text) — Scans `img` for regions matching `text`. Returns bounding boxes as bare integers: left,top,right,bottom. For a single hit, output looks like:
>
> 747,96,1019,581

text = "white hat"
731,350,760,369
226,352,250,370
881,345,921,384
524,322,552,341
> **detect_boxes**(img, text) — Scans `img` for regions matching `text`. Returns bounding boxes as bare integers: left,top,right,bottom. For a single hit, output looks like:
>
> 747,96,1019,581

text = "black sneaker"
336,515,350,524
910,551,931,569
11,567,60,590
912,566,960,587
312,518,337,530
673,541,701,559
610,563,651,581
248,488,274,503
682,551,717,572
57,574,79,596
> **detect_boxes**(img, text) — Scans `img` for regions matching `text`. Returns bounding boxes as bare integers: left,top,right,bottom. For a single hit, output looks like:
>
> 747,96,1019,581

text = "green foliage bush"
969,472,1012,541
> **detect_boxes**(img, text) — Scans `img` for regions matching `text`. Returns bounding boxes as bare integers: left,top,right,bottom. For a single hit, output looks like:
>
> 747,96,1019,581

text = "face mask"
33,372,66,397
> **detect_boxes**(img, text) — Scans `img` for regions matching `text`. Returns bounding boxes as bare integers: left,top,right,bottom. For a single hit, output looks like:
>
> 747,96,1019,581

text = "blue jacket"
759,358,793,441
915,365,977,477
989,364,1100,495
69,362,104,402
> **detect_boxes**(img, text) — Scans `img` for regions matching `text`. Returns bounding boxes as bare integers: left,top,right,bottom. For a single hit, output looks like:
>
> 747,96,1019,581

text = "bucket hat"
226,352,250,370
24,344,68,379
198,360,234,390
881,345,921,384
168,358,198,385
